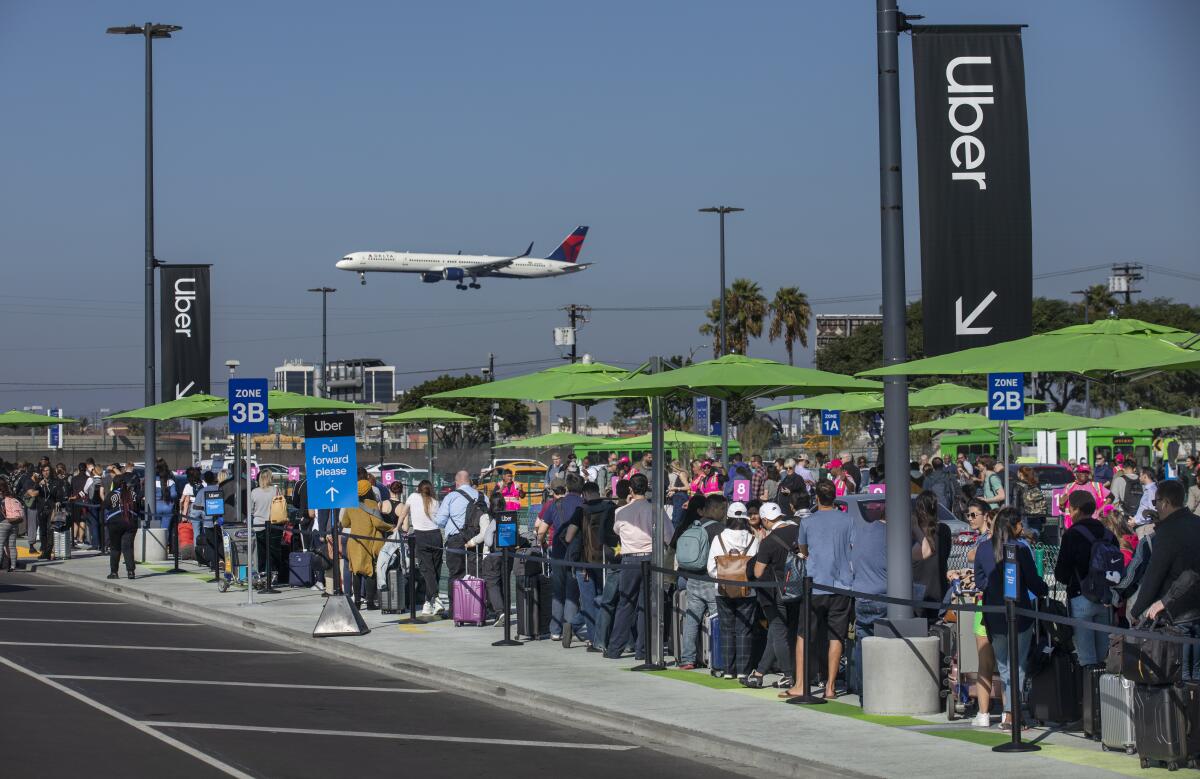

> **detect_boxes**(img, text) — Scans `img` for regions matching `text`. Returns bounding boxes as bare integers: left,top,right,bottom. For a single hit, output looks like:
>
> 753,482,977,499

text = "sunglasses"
967,511,984,518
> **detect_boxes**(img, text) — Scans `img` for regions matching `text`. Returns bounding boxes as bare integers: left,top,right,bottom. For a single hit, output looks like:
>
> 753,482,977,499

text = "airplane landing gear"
358,272,366,285
468,282,481,289
455,284,468,290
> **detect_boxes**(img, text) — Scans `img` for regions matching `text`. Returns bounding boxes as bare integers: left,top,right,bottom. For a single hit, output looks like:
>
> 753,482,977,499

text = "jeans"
550,557,585,637
605,553,648,659
0,520,18,568
716,596,758,677
574,569,598,641
991,626,1034,712
681,580,717,665
411,529,443,604
1069,595,1112,667
594,568,621,652
849,598,888,695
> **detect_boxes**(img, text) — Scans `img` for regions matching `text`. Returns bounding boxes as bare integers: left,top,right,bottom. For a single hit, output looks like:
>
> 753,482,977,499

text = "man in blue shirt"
435,470,480,608
535,473,587,643
846,500,887,696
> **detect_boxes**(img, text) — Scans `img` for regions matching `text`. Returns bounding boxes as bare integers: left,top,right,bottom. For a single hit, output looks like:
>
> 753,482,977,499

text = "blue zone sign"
304,413,357,509
821,410,842,436
229,378,269,434
987,373,1026,421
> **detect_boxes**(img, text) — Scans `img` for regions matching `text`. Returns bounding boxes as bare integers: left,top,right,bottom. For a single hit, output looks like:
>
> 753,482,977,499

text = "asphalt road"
0,570,749,779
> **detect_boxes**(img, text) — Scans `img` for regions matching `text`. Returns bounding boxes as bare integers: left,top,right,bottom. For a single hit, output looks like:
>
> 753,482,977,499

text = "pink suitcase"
451,575,487,626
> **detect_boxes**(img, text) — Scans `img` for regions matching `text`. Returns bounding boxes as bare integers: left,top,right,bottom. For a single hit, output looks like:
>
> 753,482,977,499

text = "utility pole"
1107,262,1144,307
561,304,590,433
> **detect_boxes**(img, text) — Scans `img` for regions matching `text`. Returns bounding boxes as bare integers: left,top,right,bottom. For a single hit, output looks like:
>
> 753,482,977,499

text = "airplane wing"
467,241,533,276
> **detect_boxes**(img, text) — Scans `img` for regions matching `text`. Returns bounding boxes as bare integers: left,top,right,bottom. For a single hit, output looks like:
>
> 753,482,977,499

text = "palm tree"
699,278,768,356
1080,283,1119,324
768,286,812,442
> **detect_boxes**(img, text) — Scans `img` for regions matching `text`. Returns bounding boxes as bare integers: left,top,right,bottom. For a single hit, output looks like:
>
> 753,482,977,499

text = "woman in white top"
706,502,761,682
249,471,283,580
406,480,443,615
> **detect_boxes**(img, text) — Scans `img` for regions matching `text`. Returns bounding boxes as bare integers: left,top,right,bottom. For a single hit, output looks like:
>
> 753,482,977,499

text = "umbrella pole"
649,361,666,669
1002,421,1010,507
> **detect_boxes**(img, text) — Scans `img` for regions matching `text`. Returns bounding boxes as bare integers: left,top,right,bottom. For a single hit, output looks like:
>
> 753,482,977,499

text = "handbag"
713,535,752,599
1121,617,1185,685
269,493,289,525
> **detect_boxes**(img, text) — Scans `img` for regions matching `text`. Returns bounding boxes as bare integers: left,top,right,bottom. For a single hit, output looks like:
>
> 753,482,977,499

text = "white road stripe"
0,641,298,654
0,617,202,626
47,675,437,693
0,655,256,779
153,721,637,751
0,583,70,586
0,599,127,605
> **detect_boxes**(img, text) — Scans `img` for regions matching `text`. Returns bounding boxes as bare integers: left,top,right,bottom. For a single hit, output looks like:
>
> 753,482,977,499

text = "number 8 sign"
986,373,1025,421
229,378,270,433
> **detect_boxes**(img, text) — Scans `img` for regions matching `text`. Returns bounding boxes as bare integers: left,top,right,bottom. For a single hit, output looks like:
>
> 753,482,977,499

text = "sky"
1,0,1198,423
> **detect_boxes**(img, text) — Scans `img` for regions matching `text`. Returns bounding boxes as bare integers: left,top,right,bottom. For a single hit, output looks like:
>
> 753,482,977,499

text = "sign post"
993,541,1039,753
304,412,368,637
820,410,842,460
229,378,269,605
47,408,63,450
987,373,1025,507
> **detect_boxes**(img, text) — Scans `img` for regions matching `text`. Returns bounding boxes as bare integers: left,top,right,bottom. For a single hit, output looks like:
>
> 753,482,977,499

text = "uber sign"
911,26,1032,356
304,413,357,509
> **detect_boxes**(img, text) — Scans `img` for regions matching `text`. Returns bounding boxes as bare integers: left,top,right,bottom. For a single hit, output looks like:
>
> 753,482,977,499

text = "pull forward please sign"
304,413,358,509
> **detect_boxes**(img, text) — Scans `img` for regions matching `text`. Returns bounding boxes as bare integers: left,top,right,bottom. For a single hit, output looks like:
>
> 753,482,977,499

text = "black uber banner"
160,264,211,399
911,25,1032,356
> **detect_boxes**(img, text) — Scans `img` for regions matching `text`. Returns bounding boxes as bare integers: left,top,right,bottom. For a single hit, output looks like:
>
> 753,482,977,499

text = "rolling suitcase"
517,573,553,639
1028,647,1083,726
287,532,315,587
1082,665,1104,739
451,565,487,626
1099,674,1137,755
380,563,406,615
1134,682,1200,771
708,613,724,675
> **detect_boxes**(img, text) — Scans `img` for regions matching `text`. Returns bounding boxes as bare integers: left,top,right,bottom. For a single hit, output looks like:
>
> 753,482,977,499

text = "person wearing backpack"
1054,490,1120,669
544,473,587,645
673,494,728,670
706,500,760,680
434,470,485,615
104,473,141,580
741,501,799,689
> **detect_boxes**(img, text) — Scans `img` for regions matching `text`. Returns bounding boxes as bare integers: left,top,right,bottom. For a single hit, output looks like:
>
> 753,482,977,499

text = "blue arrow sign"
304,413,357,509
229,378,270,434
987,373,1026,421
821,410,842,436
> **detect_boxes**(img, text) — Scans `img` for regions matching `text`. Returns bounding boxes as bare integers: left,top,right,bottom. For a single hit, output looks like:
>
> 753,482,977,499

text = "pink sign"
732,479,751,502
250,465,259,480
866,483,886,495
1051,488,1065,517
287,466,300,482
381,470,396,486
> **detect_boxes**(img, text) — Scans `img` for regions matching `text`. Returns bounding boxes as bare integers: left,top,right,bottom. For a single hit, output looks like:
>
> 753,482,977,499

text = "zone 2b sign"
987,373,1025,422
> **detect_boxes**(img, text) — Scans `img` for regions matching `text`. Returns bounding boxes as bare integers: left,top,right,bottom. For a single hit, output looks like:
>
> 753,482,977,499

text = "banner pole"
246,433,255,606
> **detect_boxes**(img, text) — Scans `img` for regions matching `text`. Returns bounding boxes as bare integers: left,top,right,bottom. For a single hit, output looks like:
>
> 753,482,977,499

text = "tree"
768,286,812,363
699,278,769,356
395,374,528,447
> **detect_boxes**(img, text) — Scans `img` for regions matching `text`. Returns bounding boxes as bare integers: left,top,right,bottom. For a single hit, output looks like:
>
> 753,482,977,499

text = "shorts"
973,609,987,638
798,593,852,643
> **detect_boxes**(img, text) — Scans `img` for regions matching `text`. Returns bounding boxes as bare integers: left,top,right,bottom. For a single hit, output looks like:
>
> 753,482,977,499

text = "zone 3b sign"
987,373,1025,422
229,378,270,433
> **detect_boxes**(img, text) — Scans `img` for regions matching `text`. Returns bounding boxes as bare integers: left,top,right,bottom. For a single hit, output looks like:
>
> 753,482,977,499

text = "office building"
815,314,884,352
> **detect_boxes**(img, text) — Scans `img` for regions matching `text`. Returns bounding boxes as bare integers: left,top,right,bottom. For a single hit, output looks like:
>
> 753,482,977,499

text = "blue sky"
1,0,1197,420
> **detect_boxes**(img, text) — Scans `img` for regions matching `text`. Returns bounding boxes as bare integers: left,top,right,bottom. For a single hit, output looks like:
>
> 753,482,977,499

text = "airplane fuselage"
336,251,588,279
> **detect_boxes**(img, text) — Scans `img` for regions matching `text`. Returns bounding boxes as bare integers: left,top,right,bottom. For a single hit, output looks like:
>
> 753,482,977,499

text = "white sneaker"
310,583,323,592
971,712,991,728
433,597,446,613
420,601,433,616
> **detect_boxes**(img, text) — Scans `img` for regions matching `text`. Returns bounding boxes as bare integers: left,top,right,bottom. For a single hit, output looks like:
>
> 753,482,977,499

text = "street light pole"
308,288,336,398
699,206,743,466
108,21,180,515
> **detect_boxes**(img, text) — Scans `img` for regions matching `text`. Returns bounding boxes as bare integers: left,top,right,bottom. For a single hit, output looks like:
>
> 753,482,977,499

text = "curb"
33,564,871,779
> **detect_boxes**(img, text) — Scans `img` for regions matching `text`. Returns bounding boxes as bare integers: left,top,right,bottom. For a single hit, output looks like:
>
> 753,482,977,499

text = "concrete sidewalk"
24,552,1175,779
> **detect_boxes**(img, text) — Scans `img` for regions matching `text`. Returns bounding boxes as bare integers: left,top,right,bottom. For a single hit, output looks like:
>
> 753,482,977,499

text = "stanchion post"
331,510,343,596
993,542,1039,753
261,520,280,594
407,534,418,622
632,559,665,671
787,575,826,705
169,512,182,573
493,547,520,647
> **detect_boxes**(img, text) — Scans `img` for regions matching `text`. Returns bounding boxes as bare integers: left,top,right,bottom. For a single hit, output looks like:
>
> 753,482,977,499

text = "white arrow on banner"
955,291,998,336
325,486,339,501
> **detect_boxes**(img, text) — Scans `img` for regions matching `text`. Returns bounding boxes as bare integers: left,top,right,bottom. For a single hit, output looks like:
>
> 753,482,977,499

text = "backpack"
3,496,22,521
1121,475,1144,517
675,519,719,571
1076,525,1125,604
455,489,487,539
713,535,752,599
291,478,309,513
1020,483,1047,517
105,486,136,527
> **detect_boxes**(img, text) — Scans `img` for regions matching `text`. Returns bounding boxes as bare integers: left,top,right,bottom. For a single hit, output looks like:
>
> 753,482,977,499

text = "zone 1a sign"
987,373,1025,421
304,413,357,509
229,378,269,433
821,410,842,436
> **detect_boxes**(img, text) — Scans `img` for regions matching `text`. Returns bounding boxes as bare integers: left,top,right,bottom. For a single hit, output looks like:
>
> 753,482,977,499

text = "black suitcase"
1082,665,1104,740
1134,682,1200,771
1028,647,1083,726
288,551,316,587
516,574,552,639
381,564,406,614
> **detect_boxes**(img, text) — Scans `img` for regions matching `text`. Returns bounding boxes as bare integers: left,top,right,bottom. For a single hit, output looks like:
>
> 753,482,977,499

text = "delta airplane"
336,226,590,289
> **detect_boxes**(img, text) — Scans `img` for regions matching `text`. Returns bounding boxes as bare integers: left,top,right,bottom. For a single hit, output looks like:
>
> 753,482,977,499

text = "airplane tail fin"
546,226,589,263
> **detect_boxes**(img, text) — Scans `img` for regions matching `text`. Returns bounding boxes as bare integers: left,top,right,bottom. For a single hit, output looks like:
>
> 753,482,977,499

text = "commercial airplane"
336,226,590,289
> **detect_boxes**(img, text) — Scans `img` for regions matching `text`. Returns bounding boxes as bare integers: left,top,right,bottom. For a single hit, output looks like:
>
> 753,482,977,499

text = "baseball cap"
1074,464,1091,474
829,458,843,469
1115,453,1125,463
759,501,784,521
727,501,748,519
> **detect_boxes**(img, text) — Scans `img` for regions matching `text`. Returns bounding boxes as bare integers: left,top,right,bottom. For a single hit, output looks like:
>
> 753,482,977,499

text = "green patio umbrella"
1008,411,1107,431
428,361,632,402
1099,408,1200,430
860,318,1200,378
379,405,476,484
105,394,229,422
609,430,721,448
267,390,376,418
762,392,884,413
910,413,999,432
0,409,78,426
906,383,1045,410
495,431,614,449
